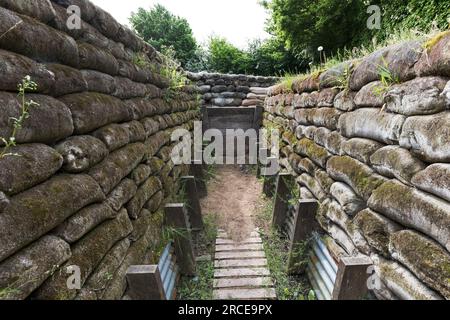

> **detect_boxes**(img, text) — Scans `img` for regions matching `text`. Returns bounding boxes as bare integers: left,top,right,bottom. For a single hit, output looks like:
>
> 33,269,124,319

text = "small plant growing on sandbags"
0,76,39,159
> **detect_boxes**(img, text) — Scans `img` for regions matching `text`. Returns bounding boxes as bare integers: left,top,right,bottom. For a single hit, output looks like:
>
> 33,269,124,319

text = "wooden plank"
215,258,268,269
216,243,264,252
181,176,204,231
214,277,274,289
332,256,373,300
213,288,276,300
272,173,294,230
214,268,271,278
216,238,262,245
126,265,165,300
215,251,266,260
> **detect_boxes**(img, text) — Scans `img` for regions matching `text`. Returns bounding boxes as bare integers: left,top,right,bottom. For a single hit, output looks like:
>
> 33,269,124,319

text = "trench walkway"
213,228,277,300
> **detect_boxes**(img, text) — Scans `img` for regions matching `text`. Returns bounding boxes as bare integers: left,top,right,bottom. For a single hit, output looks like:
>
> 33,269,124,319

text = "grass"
255,195,315,300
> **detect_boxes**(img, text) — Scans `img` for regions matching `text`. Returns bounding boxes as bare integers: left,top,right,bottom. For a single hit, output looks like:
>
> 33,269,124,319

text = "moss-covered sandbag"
399,111,450,163
354,209,401,257
370,146,425,185
412,163,450,202
415,31,450,77
0,144,63,195
80,69,116,94
368,180,450,251
45,63,88,97
126,176,162,219
33,209,133,300
294,138,331,168
55,136,109,173
0,8,79,67
92,124,131,152
342,138,383,164
327,156,386,201
104,178,137,212
0,92,74,144
0,235,71,300
88,143,145,195
389,230,450,299
338,108,406,144
0,174,104,262
330,182,366,216
53,203,118,244
0,50,55,93
78,42,119,76
59,92,130,134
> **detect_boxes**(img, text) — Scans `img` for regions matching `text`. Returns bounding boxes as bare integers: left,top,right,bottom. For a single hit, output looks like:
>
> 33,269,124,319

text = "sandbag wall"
187,72,278,108
0,0,200,300
264,36,450,300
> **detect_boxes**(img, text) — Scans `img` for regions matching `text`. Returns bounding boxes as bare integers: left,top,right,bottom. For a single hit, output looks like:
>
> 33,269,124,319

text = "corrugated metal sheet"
307,235,338,300
158,243,179,300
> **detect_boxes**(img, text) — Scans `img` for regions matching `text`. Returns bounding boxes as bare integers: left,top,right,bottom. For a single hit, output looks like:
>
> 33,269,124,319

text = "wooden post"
262,156,278,198
332,256,373,300
287,200,319,274
272,173,293,230
126,265,165,300
181,176,204,231
164,204,196,276
189,161,208,198
257,147,269,179
253,106,264,131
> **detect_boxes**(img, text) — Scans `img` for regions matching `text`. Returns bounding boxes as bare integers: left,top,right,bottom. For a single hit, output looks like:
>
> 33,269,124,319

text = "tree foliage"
130,4,198,67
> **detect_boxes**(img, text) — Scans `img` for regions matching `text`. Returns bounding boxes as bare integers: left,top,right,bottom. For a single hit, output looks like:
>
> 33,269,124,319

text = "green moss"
295,138,329,167
423,30,450,51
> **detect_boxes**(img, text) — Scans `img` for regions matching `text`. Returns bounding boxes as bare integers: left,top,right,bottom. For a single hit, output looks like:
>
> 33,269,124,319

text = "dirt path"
200,166,264,241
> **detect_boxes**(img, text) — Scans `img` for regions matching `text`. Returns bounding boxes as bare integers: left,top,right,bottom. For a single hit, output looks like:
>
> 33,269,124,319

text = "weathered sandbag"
349,41,422,91
78,42,119,76
319,61,354,89
384,76,448,115
82,238,130,298
90,5,121,41
0,8,79,67
334,91,356,111
0,49,55,93
342,138,383,164
130,208,154,241
353,209,401,257
124,98,157,120
370,146,425,185
292,75,320,93
50,0,98,22
80,69,116,94
0,235,71,300
0,174,104,262
0,0,56,23
104,178,137,212
59,92,130,134
296,173,327,202
372,255,443,300
389,230,450,299
0,92,74,144
144,190,164,213
0,192,9,213
46,64,88,97
92,124,130,152
327,156,386,201
326,201,371,254
368,180,450,251
326,223,359,256
399,112,450,163
317,88,340,107
353,81,384,107
88,142,145,195
325,131,347,156
130,164,152,186
338,108,406,144
314,169,334,193
412,163,450,202
55,135,109,173
307,107,342,130
293,156,318,175
300,187,314,200
33,209,133,300
140,117,160,137
113,77,148,99
312,127,331,147
294,138,331,168
0,144,63,195
121,121,146,143
415,31,450,77
330,182,366,216
53,203,118,244
144,131,168,159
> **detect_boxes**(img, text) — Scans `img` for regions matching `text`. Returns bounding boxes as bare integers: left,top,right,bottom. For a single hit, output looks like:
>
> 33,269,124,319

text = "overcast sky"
90,0,271,48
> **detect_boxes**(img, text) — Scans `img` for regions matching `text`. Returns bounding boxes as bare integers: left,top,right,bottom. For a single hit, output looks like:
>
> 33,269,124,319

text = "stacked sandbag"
264,35,450,300
187,72,278,108
0,0,200,300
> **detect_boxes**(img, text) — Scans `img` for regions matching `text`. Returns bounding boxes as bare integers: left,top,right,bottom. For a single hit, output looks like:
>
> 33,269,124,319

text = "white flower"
317,46,324,52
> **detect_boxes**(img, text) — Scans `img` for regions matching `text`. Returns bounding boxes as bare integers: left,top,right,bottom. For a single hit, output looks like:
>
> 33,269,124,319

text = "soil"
200,165,264,241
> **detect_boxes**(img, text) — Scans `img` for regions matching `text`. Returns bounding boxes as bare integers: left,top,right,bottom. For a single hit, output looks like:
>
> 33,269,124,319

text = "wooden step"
214,268,270,278
215,251,266,260
216,243,264,252
215,258,268,269
216,238,262,245
214,277,274,289
213,288,277,300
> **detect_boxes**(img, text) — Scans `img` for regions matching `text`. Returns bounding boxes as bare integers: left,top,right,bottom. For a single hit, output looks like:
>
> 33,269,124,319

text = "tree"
206,36,252,74
129,4,198,67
